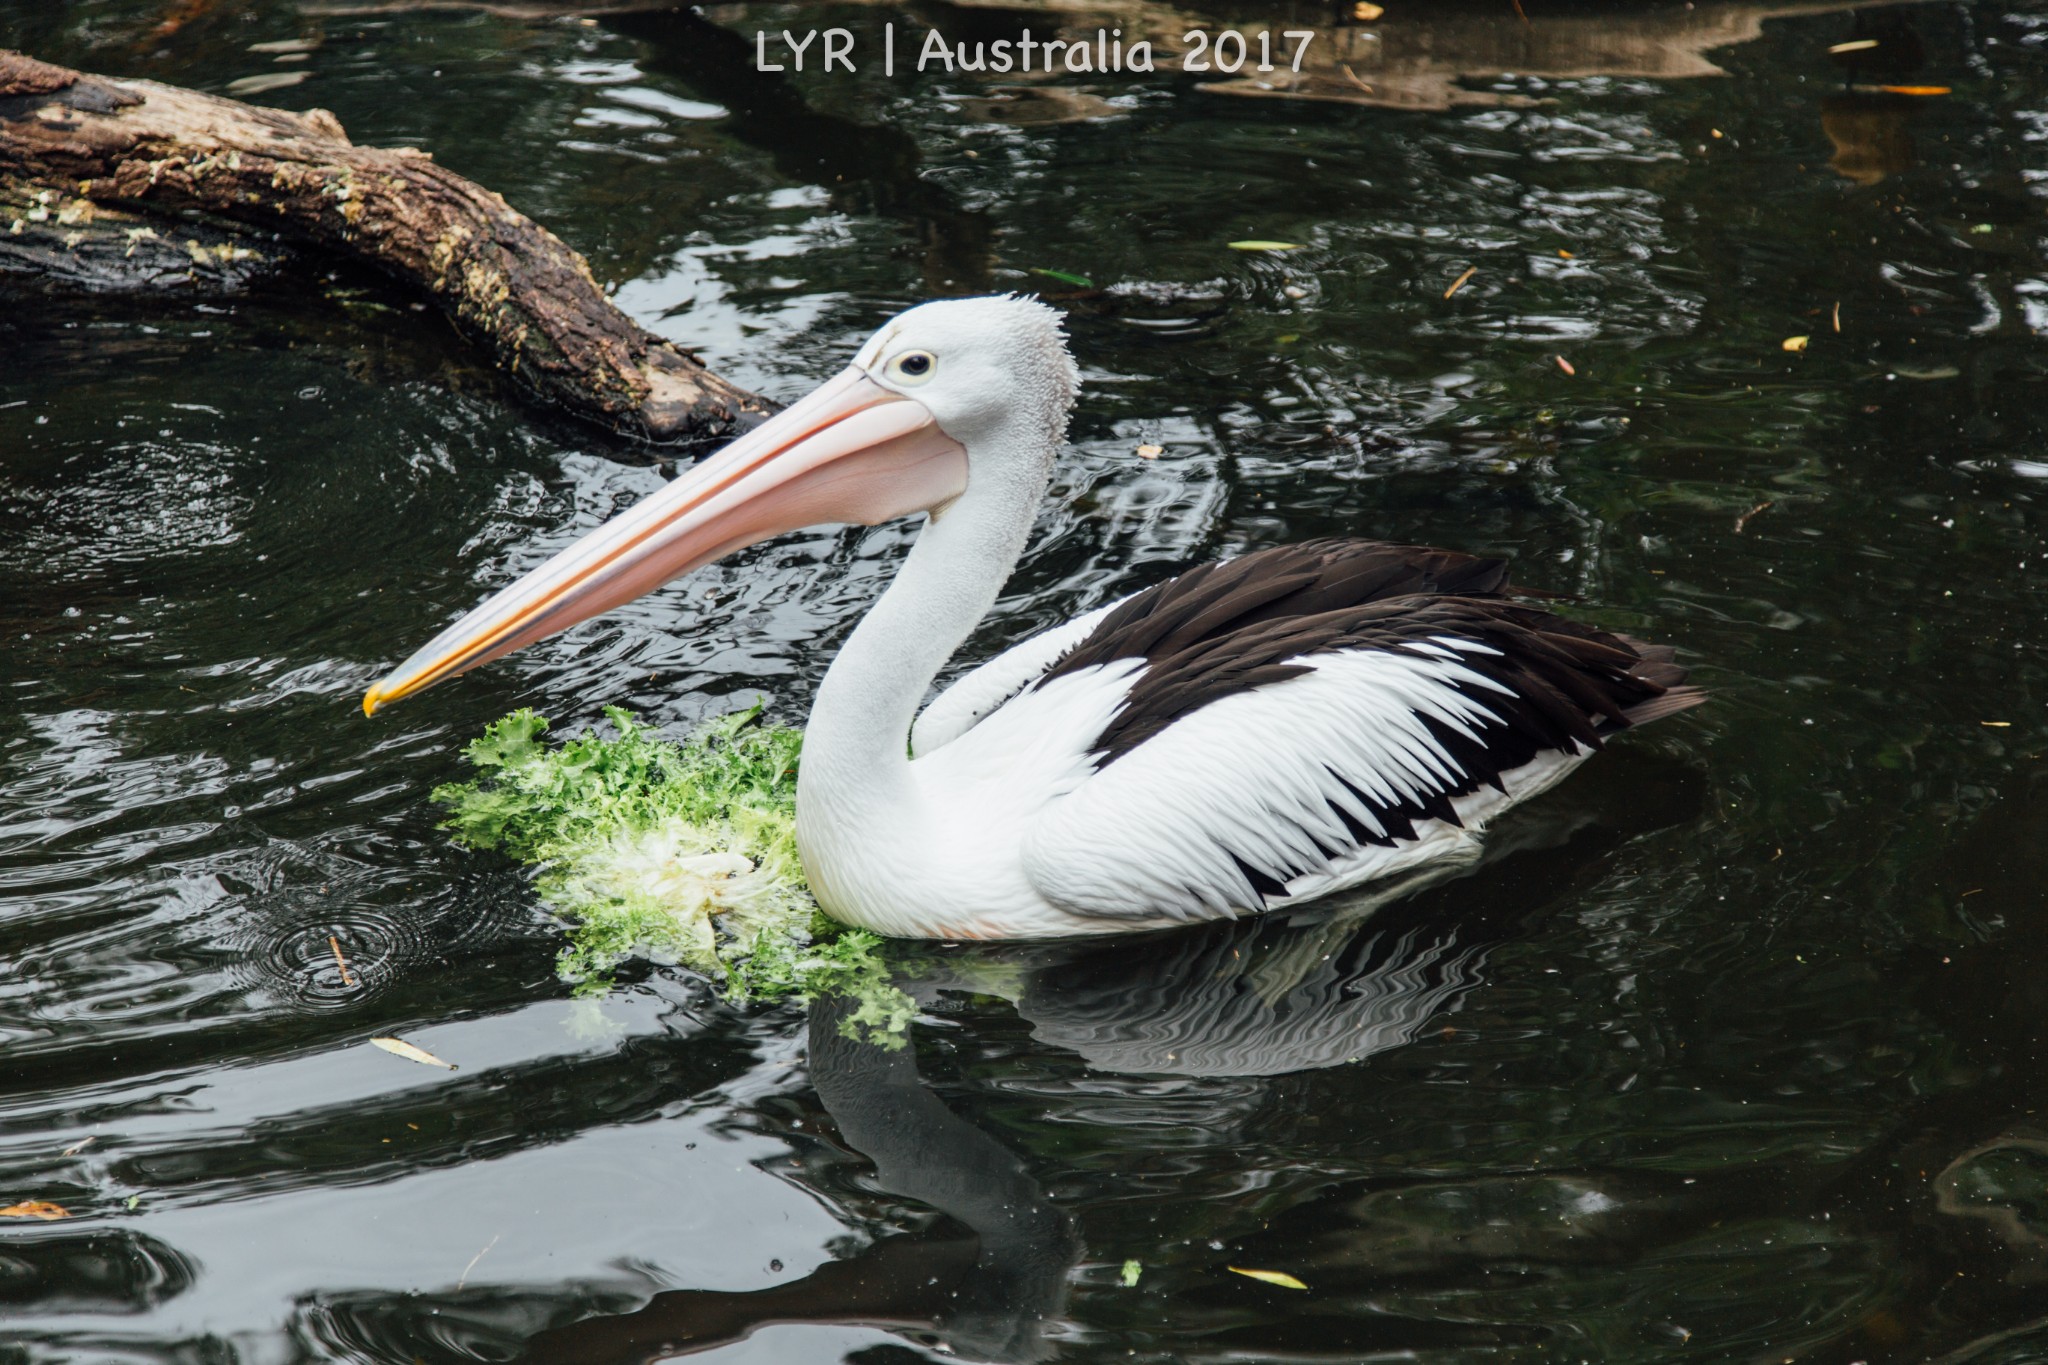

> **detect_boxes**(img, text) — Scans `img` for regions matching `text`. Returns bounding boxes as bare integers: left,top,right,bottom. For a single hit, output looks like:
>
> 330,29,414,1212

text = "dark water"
6,0,2048,1360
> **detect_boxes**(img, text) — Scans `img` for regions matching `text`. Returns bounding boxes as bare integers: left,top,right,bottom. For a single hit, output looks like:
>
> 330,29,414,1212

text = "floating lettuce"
432,705,913,1040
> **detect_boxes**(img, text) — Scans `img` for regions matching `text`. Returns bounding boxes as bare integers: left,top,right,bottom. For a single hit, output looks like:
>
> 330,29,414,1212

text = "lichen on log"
0,49,770,443
0,174,285,288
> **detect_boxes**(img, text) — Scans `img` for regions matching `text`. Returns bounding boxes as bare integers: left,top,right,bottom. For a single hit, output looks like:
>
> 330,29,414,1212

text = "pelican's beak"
361,369,966,715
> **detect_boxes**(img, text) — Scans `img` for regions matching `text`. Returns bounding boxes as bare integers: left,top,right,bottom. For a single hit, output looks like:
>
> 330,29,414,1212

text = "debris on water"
371,1037,458,1070
0,1201,70,1221
1444,266,1478,299
1352,3,1384,20
1228,1266,1308,1290
1833,301,1842,332
60,1137,94,1157
1120,1259,1142,1287
1136,443,1163,459
1783,335,1809,353
435,707,914,1042
1554,355,1575,376
329,935,355,988
1228,240,1303,251
225,71,311,96
456,1234,501,1290
1734,500,1774,534
1030,267,1094,289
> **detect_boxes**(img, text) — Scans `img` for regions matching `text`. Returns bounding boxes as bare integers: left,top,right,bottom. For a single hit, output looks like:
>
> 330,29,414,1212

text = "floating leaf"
370,1037,458,1070
1228,1266,1307,1290
1,1201,69,1221
1120,1259,1142,1287
1783,335,1809,353
1228,240,1302,252
224,71,310,96
1029,267,1094,289
125,1194,142,1210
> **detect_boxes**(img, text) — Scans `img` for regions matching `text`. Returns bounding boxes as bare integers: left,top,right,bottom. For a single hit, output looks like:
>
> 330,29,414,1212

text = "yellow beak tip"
362,688,384,718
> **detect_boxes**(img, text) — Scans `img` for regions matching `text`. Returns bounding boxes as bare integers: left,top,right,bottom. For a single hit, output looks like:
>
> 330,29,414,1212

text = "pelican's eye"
887,350,938,386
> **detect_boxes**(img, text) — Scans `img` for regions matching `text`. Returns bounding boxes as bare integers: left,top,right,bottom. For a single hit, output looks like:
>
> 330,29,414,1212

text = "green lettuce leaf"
433,706,912,1042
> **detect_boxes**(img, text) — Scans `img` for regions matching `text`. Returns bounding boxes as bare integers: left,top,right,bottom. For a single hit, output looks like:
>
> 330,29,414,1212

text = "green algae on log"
0,49,770,444
434,707,915,1042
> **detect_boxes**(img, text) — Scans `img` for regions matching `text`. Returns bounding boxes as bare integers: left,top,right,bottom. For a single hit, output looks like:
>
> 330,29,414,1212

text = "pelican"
363,297,1700,939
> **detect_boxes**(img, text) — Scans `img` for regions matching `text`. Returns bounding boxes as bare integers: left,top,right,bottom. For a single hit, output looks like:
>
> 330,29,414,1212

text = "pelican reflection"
515,875,1522,1362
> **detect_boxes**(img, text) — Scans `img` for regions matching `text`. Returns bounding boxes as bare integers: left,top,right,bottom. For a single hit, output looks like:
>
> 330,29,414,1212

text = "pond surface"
7,0,2048,1360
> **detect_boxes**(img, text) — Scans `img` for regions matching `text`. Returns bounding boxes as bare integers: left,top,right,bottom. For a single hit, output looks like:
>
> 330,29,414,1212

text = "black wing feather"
1033,539,1701,900
1044,538,1698,769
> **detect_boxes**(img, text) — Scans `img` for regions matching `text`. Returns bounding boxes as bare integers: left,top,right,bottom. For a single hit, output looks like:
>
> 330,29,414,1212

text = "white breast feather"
823,658,1144,939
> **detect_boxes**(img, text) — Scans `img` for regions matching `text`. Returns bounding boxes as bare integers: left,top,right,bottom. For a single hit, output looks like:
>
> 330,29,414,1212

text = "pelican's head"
361,295,1079,716
853,294,1078,463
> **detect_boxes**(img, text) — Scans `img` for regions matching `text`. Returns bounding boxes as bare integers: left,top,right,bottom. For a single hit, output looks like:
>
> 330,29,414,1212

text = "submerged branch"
0,49,770,443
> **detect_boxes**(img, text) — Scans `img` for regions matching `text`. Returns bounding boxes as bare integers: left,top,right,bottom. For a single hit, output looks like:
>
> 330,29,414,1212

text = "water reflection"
297,0,1948,112
605,6,997,295
769,0,1948,112
502,990,1078,1363
284,902,1476,1362
341,904,1480,1363
300,758,1693,1363
1823,91,1920,183
1184,1,1842,110
0,1230,198,1317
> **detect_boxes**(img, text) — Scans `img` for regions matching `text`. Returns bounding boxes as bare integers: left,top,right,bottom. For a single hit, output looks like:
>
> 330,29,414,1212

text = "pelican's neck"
800,463,1041,797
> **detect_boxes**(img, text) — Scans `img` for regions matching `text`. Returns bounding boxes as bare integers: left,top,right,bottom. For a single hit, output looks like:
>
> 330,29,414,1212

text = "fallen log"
0,174,287,290
0,49,770,443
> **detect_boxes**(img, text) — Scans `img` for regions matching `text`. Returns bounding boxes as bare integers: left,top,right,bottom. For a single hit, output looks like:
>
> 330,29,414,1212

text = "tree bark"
0,49,771,444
